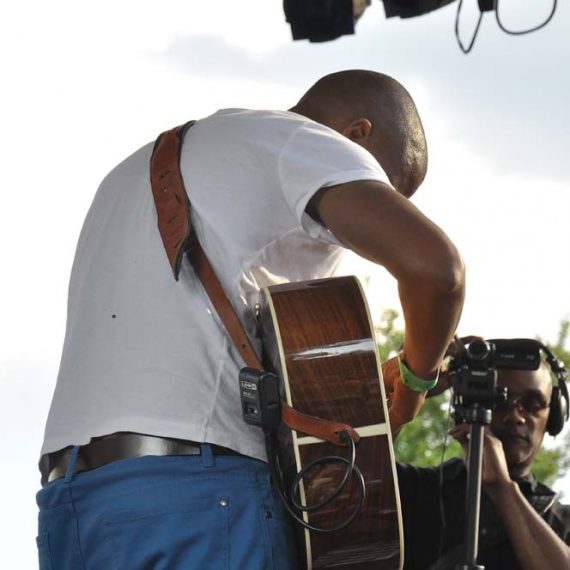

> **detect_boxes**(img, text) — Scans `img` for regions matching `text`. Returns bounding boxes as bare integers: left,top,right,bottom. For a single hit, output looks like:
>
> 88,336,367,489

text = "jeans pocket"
104,494,229,570
36,532,54,570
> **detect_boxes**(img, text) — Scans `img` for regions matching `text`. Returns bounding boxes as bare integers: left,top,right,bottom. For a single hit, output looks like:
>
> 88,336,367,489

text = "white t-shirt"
41,109,389,461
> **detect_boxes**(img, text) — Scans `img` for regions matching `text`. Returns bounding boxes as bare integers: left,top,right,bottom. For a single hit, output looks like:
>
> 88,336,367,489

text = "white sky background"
1,1,569,566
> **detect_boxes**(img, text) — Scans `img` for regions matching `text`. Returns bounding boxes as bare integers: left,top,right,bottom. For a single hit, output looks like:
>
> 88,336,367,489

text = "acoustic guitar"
259,275,403,570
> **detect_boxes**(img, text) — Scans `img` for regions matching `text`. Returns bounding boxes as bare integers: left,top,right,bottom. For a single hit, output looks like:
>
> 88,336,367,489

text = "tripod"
454,403,493,570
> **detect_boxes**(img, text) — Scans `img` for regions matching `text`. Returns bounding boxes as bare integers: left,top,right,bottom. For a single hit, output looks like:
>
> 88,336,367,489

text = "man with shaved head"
37,69,464,569
291,70,428,197
397,348,570,569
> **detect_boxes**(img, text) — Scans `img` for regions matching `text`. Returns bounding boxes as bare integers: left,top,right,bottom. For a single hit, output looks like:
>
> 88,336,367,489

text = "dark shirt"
396,458,570,570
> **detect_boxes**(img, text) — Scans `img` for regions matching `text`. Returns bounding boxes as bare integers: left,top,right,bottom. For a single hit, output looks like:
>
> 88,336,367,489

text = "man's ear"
342,118,373,143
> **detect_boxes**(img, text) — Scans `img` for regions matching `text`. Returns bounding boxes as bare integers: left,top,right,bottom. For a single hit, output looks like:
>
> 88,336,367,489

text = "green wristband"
398,354,439,392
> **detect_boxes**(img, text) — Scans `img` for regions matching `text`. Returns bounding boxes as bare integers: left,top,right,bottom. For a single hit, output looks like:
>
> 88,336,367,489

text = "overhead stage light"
382,0,456,20
283,0,371,43
283,0,559,54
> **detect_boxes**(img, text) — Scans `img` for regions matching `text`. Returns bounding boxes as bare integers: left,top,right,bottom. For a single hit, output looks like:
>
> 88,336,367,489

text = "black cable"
455,0,485,54
291,444,355,511
266,430,366,533
496,0,558,35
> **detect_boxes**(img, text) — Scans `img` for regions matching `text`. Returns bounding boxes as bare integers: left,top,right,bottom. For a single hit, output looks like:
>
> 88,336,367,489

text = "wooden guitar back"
260,276,403,570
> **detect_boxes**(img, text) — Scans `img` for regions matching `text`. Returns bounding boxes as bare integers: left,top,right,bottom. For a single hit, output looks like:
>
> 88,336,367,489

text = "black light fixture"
382,0,456,19
283,0,558,53
283,0,371,43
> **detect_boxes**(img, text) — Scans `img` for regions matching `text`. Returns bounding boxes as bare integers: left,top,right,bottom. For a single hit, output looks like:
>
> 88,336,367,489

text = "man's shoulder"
546,497,570,544
552,500,570,518
198,108,357,146
191,108,349,152
526,477,570,542
546,489,570,523
200,108,312,130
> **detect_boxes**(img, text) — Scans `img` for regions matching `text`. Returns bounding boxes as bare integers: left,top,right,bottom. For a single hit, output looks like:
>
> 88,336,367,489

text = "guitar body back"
260,276,403,570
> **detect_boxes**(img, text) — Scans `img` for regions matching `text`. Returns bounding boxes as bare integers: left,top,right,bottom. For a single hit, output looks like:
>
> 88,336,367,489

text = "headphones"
488,338,569,436
539,342,569,436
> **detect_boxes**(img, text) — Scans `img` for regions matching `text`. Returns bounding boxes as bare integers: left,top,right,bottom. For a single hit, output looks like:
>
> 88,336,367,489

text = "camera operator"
394,342,570,570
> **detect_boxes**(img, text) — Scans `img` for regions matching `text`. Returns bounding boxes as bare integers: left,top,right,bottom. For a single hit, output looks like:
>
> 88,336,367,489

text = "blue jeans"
36,444,299,569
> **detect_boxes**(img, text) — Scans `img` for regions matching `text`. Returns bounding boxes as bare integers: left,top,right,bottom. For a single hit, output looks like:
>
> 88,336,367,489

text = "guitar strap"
150,123,359,447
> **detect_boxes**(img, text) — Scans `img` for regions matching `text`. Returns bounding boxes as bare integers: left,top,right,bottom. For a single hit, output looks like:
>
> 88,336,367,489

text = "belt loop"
64,445,81,483
200,443,214,469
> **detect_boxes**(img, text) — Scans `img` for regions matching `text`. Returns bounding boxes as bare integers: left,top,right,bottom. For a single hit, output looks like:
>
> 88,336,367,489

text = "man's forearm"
488,482,570,570
312,180,466,381
398,274,464,379
386,279,463,437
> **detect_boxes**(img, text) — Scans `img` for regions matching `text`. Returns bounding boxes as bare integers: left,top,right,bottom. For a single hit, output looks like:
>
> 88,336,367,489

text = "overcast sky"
1,1,569,567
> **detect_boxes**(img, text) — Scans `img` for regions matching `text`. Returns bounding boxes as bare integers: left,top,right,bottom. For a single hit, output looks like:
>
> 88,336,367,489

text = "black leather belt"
40,432,240,485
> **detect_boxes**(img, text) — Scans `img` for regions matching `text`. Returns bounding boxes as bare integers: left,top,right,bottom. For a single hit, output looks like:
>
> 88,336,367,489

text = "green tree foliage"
375,308,403,363
532,433,570,486
376,312,570,486
394,395,462,465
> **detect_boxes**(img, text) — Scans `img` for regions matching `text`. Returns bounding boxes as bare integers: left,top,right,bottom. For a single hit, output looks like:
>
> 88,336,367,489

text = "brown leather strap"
281,404,360,446
186,232,261,369
150,124,358,446
150,122,195,281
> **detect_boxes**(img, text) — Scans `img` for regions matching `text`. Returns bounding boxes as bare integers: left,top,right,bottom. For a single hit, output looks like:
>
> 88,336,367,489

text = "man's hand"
382,356,427,437
425,363,450,397
381,356,400,395
449,424,512,494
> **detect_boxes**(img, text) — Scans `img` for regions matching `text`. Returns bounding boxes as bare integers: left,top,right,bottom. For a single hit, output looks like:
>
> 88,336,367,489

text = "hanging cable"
495,0,557,35
455,0,485,54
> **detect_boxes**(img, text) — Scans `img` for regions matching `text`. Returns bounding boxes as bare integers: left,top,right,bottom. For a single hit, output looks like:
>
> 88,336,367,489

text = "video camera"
449,338,542,424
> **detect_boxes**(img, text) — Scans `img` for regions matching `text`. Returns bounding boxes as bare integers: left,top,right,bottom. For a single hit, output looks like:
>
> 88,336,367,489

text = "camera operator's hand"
449,424,512,493
445,334,484,361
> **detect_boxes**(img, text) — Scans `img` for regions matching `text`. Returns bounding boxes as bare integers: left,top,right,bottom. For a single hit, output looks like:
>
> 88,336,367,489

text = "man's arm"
308,180,465,429
450,424,570,570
